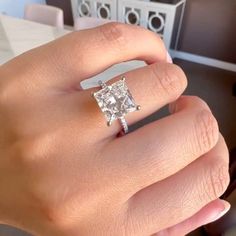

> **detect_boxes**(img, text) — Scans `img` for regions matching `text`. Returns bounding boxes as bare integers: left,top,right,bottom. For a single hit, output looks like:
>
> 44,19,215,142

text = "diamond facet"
93,79,137,124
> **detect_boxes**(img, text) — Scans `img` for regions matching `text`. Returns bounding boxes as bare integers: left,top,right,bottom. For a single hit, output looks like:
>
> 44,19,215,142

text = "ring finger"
75,62,187,139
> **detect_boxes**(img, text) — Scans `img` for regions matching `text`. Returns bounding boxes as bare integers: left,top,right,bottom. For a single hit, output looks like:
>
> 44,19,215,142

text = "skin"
0,23,230,236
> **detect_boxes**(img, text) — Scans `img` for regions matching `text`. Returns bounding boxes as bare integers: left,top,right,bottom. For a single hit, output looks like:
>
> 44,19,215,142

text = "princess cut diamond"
93,79,138,124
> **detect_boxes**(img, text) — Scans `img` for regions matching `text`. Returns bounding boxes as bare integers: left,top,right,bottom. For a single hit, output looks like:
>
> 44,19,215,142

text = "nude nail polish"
167,51,173,63
208,201,231,223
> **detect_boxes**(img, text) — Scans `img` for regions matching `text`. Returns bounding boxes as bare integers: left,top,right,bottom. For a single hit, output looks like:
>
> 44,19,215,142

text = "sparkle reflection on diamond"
94,80,137,124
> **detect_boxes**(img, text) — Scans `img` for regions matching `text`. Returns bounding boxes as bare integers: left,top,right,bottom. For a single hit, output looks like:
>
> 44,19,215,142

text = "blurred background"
0,0,235,235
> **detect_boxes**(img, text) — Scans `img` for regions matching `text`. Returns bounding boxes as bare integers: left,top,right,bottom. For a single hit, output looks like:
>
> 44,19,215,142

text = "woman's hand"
0,23,230,236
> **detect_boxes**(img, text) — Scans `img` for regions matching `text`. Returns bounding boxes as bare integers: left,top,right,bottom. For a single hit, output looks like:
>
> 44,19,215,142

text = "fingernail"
208,200,231,223
166,51,173,63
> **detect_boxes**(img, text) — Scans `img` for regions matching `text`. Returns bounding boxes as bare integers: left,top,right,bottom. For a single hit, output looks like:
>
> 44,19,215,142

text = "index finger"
27,23,169,89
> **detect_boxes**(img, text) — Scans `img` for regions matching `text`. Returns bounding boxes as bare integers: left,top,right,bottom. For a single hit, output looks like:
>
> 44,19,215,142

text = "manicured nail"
166,51,173,63
208,200,231,223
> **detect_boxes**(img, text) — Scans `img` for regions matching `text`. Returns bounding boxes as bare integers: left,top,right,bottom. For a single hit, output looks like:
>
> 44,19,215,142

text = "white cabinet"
118,0,186,50
73,0,117,20
71,0,186,50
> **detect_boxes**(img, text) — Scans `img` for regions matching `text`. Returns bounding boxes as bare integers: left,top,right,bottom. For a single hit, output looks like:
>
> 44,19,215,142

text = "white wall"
0,0,46,18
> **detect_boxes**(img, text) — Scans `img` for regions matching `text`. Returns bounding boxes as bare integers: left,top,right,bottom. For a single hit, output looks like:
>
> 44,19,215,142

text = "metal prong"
98,80,106,89
107,120,112,127
136,105,141,111
121,76,126,81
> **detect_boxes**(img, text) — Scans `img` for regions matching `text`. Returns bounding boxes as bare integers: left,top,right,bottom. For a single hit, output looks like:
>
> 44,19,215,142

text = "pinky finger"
154,199,230,236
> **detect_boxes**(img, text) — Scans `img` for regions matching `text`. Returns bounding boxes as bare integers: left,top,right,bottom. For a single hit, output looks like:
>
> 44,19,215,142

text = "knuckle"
205,160,230,200
24,141,42,161
99,22,126,52
28,191,67,228
11,140,38,167
0,82,15,108
12,133,54,165
12,139,66,225
40,204,68,227
194,109,219,153
151,63,187,98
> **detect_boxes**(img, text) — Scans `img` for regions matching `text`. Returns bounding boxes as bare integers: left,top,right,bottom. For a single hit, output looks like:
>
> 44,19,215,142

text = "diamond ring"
92,77,141,134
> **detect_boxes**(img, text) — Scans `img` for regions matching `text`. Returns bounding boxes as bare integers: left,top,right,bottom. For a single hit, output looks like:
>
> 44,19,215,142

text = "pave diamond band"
92,77,140,134
119,117,129,134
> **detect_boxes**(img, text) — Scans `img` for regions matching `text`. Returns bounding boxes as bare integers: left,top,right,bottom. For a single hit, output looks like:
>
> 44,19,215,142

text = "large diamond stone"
93,79,137,124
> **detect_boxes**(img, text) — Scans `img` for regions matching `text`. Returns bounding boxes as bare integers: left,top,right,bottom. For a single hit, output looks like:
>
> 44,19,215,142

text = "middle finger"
103,96,219,193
